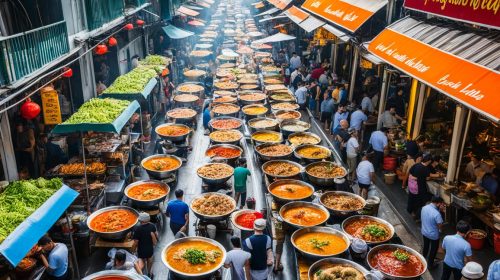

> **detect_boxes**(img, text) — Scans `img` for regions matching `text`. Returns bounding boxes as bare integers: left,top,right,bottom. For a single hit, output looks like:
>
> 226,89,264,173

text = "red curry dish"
369,247,425,277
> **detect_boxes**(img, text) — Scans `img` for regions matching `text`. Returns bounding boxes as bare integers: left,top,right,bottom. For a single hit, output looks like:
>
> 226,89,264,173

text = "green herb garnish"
182,248,207,264
309,238,330,250
315,269,323,276
393,249,410,262
362,225,387,238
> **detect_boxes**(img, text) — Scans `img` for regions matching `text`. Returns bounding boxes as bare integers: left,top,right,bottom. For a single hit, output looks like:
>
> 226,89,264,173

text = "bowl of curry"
279,201,330,229
262,160,303,179
155,123,191,142
319,191,366,216
294,144,332,162
367,244,427,279
341,215,395,245
242,104,268,118
162,237,227,279
251,130,283,145
308,258,369,280
124,180,170,208
291,226,350,259
267,179,314,202
141,154,182,179
87,206,139,240
255,143,293,161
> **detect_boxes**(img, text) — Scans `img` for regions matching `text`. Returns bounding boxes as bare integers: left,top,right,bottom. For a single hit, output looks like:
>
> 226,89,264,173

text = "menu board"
41,87,62,125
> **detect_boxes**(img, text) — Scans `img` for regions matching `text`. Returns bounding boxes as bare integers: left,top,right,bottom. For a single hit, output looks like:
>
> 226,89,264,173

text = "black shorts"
358,183,370,189
321,112,332,122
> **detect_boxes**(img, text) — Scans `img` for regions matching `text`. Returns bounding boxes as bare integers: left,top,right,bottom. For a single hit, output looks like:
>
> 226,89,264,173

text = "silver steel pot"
141,154,182,179
247,117,280,132
267,179,315,203
274,109,301,122
294,144,332,163
190,192,236,221
367,244,428,279
308,257,369,280
261,160,303,179
205,144,243,161
166,108,198,121
87,206,139,240
209,129,243,146
230,209,263,231
271,102,300,112
238,93,266,105
287,132,321,146
305,161,347,187
319,191,366,216
255,142,293,161
291,226,350,259
280,119,311,138
176,82,205,95
124,180,170,208
341,215,395,245
251,130,283,145
161,236,227,280
208,116,243,131
82,270,145,280
212,103,240,118
196,163,234,185
279,201,330,229
242,104,268,119
155,123,191,142
173,94,200,107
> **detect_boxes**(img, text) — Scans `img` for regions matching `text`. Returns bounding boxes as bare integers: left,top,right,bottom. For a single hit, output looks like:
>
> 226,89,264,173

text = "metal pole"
65,212,80,280
80,132,90,213
377,68,390,129
333,41,339,72
348,47,359,102
386,0,395,24
454,108,472,182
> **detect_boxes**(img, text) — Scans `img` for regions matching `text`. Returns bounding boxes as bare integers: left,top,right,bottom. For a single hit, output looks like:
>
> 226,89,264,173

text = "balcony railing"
85,0,125,31
0,21,70,86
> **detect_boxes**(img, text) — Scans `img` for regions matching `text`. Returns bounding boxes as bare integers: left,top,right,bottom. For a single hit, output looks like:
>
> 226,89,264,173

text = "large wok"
305,161,347,187
261,160,303,179
280,119,310,138
87,206,139,240
141,154,182,179
196,162,234,185
255,142,293,161
124,180,170,208
82,270,144,280
189,192,236,221
247,117,279,132
319,191,366,216
308,257,369,280
155,123,191,142
279,201,330,229
208,116,243,131
267,179,314,203
367,244,427,280
291,226,350,259
294,144,332,163
341,215,395,245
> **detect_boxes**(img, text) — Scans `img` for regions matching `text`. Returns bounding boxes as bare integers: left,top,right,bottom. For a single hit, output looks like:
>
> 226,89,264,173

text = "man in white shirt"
356,152,374,199
381,105,404,128
294,81,308,110
346,128,360,181
289,52,301,70
225,236,251,280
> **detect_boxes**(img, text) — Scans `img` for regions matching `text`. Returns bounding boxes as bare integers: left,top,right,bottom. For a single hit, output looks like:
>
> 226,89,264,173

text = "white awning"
255,7,280,16
323,24,350,42
297,16,324,33
252,32,296,44
259,14,287,22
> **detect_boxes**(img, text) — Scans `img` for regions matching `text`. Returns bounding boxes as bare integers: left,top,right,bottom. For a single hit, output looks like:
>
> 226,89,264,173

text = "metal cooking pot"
82,270,145,280
190,192,236,221
209,129,243,146
247,117,279,132
176,82,205,95
212,103,240,118
141,154,182,179
255,142,293,162
242,104,268,120
341,215,395,245
205,144,243,161
291,227,350,259
251,130,283,145
267,179,315,203
294,144,332,163
287,132,321,146
196,163,234,185
279,201,330,229
308,257,369,280
319,191,366,216
230,209,263,231
305,161,347,187
279,119,311,138
86,206,139,240
155,123,191,142
367,244,427,279
124,180,170,208
238,93,266,106
274,109,301,122
208,116,243,131
261,160,303,179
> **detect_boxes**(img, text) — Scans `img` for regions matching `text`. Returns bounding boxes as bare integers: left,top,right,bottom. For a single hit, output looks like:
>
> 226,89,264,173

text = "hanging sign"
41,87,62,125
404,0,500,29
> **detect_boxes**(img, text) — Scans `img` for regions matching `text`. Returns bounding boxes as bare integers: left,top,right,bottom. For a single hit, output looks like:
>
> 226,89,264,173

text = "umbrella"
251,43,273,49
188,20,205,26
252,32,296,44
247,31,265,37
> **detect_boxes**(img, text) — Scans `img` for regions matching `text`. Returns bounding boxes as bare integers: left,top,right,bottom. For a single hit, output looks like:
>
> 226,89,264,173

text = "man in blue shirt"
361,92,374,113
331,104,348,134
350,106,368,133
38,236,69,280
369,127,388,171
441,220,473,280
202,102,213,133
294,81,308,110
166,189,190,235
243,219,272,280
481,168,498,198
421,196,444,268
320,92,335,130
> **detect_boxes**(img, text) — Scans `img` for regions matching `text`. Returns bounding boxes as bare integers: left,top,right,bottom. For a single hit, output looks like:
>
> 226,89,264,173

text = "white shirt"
381,111,398,128
346,137,359,158
290,70,300,85
290,56,301,69
357,160,374,185
295,86,308,104
225,248,251,280
361,96,373,113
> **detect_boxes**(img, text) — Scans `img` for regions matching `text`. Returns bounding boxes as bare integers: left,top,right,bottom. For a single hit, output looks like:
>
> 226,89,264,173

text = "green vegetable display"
139,55,169,66
0,178,63,243
103,67,157,94
63,98,130,124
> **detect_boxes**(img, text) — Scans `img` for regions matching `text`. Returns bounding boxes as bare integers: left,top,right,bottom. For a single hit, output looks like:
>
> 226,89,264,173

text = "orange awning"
302,0,387,33
178,6,199,17
268,0,292,10
284,5,309,23
255,2,265,8
188,20,205,26
367,17,500,122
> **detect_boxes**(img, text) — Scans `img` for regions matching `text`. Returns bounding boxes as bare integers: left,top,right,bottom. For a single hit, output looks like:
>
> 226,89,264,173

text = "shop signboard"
404,0,500,29
302,0,387,32
367,28,500,122
41,87,62,125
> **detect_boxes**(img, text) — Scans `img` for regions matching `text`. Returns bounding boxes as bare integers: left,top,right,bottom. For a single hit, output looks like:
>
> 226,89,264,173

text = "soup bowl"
341,215,395,245
308,257,369,280
367,244,427,280
82,270,144,280
291,226,350,259
267,179,314,203
141,154,183,179
124,180,170,208
279,201,330,229
87,206,139,240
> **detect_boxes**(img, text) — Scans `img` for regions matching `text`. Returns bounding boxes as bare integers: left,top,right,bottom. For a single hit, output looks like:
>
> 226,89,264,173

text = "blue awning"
100,77,158,101
162,25,195,39
51,100,140,134
0,185,79,266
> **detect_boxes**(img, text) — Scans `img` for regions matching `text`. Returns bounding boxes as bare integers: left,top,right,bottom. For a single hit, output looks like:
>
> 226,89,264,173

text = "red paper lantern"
124,23,134,30
136,19,145,26
62,67,73,78
20,98,41,120
108,37,118,47
95,44,108,55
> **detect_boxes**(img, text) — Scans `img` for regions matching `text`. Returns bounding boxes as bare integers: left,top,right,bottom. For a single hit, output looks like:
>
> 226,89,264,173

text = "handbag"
408,175,419,194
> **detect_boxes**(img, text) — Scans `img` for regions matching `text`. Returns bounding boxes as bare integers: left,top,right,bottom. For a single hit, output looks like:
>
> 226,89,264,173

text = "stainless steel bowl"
251,130,283,145
87,206,139,240
291,227,350,259
176,82,205,95
367,244,428,279
274,109,301,122
155,123,191,142
279,119,311,138
230,209,264,231
205,144,243,161
173,94,200,107
319,191,366,216
294,144,332,162
308,257,369,280
305,161,347,187
255,142,293,161
247,117,280,132
196,163,234,185
279,201,330,229
209,129,243,145
261,160,303,179
82,270,145,280
208,116,243,131
287,132,322,146
242,104,268,119
341,215,395,245
166,108,198,121
267,179,315,203
124,180,170,208
238,93,266,105
141,154,182,179
190,192,236,221
161,236,227,279
271,102,300,112
212,103,240,117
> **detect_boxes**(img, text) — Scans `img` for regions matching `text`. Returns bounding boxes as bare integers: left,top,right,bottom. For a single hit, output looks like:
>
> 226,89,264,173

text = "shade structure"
247,31,265,37
252,32,296,44
367,17,500,122
188,20,205,26
0,185,78,266
197,1,211,8
251,43,273,49
221,48,240,57
255,7,280,16
100,78,157,101
178,6,200,17
284,5,309,23
162,25,195,39
259,14,287,23
267,0,292,10
183,4,203,10
323,24,350,42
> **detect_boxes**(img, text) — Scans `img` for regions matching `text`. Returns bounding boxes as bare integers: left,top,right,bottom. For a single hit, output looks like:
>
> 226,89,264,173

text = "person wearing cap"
243,219,273,280
356,152,375,199
132,212,158,276
441,220,473,280
369,127,388,171
421,196,445,268
349,238,368,267
461,262,484,280
37,236,69,280
166,189,190,235
234,159,251,208
346,128,360,181
224,236,251,280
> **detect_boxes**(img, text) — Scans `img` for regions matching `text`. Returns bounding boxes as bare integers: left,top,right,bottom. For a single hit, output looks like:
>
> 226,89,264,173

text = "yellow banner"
41,87,62,125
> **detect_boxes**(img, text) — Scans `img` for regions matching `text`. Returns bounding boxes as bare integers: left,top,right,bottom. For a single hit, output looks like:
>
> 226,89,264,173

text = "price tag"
41,88,62,125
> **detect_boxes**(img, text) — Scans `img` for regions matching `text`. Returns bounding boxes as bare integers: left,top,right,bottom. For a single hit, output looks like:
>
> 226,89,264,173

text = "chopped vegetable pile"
362,225,387,238
63,98,130,124
0,178,63,243
103,67,157,94
139,55,169,66
309,238,330,250
393,249,410,262
182,248,221,265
